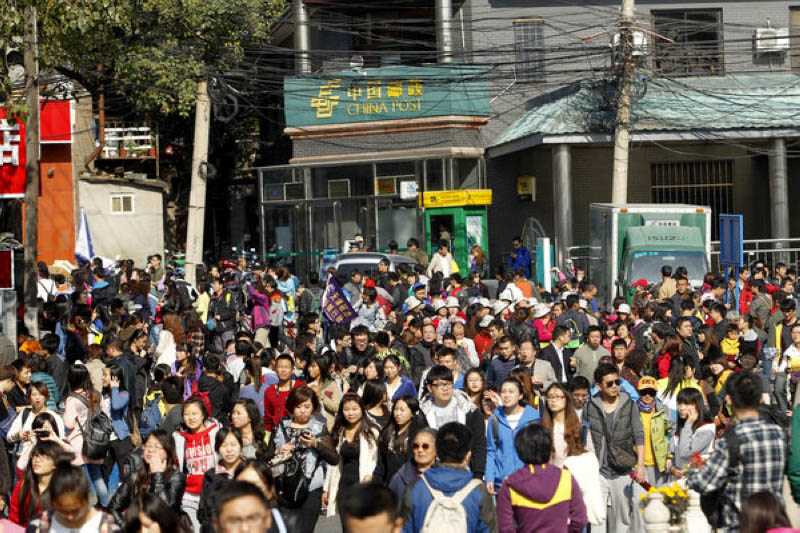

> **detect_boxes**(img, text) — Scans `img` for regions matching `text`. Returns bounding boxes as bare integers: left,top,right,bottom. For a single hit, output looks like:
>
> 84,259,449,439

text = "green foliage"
1,0,285,116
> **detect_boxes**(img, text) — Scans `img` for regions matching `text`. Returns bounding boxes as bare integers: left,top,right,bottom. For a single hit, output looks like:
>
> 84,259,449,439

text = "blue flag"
322,276,356,325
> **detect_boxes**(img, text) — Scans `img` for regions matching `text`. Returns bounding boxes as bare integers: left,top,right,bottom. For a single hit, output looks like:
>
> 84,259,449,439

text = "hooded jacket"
401,466,498,533
419,390,487,478
497,463,587,533
173,421,219,494
195,374,234,422
486,405,541,485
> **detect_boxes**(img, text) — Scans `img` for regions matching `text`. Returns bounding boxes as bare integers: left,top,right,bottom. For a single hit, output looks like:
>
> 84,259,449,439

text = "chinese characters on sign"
322,277,356,325
0,109,26,198
311,78,425,119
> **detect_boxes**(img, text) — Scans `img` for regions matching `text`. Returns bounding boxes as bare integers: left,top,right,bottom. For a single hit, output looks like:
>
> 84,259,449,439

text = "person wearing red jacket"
654,336,682,379
263,354,305,432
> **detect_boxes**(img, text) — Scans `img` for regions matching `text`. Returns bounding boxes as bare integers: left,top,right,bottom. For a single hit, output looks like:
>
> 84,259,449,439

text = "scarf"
638,400,655,413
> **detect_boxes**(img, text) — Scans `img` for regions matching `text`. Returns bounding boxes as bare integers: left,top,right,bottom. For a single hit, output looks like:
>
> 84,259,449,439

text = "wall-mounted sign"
419,189,492,208
399,180,418,200
284,66,489,127
517,176,536,201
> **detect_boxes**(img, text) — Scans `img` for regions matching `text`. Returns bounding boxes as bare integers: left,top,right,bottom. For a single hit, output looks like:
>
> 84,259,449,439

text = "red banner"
0,108,26,198
40,100,71,143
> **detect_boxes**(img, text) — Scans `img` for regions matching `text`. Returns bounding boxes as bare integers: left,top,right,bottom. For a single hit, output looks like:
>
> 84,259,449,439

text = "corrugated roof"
491,74,800,148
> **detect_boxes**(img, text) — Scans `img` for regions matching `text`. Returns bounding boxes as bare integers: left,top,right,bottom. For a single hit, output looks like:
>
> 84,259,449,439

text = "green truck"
589,203,712,311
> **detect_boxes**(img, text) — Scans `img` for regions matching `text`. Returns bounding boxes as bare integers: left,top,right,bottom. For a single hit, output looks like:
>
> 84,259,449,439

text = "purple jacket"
496,463,587,533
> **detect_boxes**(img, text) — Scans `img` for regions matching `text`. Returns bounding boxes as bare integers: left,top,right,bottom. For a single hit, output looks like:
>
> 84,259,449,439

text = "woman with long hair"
383,354,416,409
156,311,186,367
470,245,489,279
361,379,391,429
63,365,108,506
8,440,73,524
102,364,134,490
462,368,486,410
197,427,245,533
654,335,682,379
667,388,715,481
173,343,202,401
373,395,422,485
7,382,65,461
172,396,219,532
485,378,541,496
657,355,705,415
304,353,341,432
266,386,338,533
323,392,379,524
509,367,539,411
15,411,72,473
696,324,720,363
108,429,186,522
230,399,269,459
540,383,604,527
237,356,267,415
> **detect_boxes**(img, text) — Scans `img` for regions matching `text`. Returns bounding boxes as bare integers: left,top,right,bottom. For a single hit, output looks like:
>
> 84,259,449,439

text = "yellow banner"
419,189,493,208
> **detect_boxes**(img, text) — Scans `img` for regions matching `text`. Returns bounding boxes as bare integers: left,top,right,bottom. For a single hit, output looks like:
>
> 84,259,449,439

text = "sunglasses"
603,379,621,387
639,389,657,397
413,442,431,451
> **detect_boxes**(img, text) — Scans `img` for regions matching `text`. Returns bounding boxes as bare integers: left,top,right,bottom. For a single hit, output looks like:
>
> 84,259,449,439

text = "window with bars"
652,9,724,76
514,19,545,81
650,160,733,240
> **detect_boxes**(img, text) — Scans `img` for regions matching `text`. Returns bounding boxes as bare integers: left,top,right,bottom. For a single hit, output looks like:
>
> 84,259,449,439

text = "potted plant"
640,483,689,531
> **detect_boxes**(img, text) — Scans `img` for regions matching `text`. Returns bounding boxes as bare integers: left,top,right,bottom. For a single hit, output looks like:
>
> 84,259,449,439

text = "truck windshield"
629,251,708,284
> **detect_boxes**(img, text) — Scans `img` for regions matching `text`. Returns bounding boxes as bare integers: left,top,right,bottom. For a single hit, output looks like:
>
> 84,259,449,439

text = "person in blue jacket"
589,355,640,402
508,237,531,279
486,377,541,495
384,355,417,406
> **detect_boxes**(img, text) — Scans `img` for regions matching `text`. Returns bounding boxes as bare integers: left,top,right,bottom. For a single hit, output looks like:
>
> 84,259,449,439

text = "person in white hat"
532,303,554,348
404,296,423,315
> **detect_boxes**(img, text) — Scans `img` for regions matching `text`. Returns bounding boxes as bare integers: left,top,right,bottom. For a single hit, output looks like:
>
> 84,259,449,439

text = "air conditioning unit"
755,27,789,52
611,31,648,57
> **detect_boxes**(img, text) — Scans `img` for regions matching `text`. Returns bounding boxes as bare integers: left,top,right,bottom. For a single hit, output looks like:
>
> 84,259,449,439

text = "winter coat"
173,421,220,494
419,390,487,479
387,376,417,405
497,463,587,533
108,470,186,523
400,466,498,533
266,415,338,493
388,461,422,500
485,405,541,485
508,245,532,278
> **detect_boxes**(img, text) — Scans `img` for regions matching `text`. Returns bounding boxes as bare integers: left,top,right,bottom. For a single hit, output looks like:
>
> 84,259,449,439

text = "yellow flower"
676,487,687,499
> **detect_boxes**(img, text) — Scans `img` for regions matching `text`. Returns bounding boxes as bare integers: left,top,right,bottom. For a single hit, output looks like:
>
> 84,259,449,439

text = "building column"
769,138,790,262
553,144,573,270
293,0,311,74
435,0,453,63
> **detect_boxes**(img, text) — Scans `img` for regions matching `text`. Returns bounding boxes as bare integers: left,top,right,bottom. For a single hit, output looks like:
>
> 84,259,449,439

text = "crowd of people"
0,240,798,533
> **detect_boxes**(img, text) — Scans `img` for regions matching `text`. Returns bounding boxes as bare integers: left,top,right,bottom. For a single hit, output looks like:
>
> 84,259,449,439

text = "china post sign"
284,66,489,127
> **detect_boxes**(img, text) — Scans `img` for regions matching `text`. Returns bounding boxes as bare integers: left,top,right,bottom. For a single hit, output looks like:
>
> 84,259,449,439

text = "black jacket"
540,343,574,384
506,319,540,351
197,467,234,533
196,374,235,422
107,470,186,522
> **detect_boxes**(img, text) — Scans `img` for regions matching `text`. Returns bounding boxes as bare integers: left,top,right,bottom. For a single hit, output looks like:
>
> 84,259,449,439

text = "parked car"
333,252,418,278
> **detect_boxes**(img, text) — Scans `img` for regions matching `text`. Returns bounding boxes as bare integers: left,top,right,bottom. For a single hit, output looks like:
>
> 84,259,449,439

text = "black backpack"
69,393,113,460
700,425,740,529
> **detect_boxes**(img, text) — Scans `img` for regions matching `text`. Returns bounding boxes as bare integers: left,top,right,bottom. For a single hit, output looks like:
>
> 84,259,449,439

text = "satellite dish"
349,55,364,71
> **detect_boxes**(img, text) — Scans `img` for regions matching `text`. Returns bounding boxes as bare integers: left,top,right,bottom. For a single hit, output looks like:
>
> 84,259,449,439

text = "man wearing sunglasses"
583,363,646,533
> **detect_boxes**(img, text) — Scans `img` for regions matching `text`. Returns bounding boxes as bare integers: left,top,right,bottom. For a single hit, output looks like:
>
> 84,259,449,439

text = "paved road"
314,515,343,533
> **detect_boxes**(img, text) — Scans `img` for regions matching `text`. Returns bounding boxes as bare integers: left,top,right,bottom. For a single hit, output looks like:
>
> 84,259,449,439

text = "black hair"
500,377,526,406
362,358,385,380
727,371,763,410
739,491,792,533
161,376,185,404
67,364,93,397
332,393,378,445
425,365,454,389
340,482,399,523
374,331,390,347
215,425,244,452
362,380,389,418
235,339,254,358
780,298,796,313
610,338,627,351
570,376,590,391
213,481,270,519
40,333,60,355
593,363,619,385
105,363,127,393
514,423,553,465
32,411,62,437
676,387,713,433
49,462,90,502
435,422,472,464
203,353,224,374
131,492,193,533
379,395,420,455
232,399,269,459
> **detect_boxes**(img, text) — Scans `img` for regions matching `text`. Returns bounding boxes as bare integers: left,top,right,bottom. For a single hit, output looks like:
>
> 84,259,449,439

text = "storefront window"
425,159,445,191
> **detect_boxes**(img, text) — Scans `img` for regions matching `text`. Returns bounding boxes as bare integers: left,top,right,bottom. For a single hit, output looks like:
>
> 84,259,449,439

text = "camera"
34,429,49,438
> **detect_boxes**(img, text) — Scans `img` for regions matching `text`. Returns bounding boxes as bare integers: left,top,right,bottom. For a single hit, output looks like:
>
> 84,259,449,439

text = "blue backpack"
139,393,164,439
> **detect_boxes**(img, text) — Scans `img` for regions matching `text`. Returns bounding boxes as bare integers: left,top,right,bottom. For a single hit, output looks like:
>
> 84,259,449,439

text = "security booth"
419,190,491,274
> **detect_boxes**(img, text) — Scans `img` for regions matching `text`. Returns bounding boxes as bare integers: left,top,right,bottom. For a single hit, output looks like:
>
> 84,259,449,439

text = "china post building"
254,65,491,275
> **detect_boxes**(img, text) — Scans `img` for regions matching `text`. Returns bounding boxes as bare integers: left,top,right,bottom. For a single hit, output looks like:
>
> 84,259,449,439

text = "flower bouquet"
640,483,690,526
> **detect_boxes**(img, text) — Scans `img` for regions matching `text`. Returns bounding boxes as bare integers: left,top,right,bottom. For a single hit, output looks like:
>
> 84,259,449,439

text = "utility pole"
611,0,635,204
184,80,211,287
293,0,311,74
23,3,40,336
435,0,454,63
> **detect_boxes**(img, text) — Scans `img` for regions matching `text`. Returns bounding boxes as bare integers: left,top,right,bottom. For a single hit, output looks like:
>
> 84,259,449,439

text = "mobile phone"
34,429,49,438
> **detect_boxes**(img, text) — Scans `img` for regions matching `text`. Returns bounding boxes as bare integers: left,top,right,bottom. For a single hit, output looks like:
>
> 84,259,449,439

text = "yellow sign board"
419,189,493,208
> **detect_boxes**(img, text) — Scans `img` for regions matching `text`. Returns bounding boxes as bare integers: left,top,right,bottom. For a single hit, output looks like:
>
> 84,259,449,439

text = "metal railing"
710,238,800,272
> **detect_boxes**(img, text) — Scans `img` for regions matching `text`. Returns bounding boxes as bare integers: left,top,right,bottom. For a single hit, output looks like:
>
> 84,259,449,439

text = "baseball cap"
617,303,631,315
412,282,426,292
637,376,658,391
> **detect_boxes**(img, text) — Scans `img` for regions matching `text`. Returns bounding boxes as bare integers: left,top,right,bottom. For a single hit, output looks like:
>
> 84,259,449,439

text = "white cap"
533,303,550,319
478,298,491,308
617,303,631,314
405,296,422,310
446,296,460,309
499,289,514,302
433,300,446,312
494,301,510,315
479,315,494,328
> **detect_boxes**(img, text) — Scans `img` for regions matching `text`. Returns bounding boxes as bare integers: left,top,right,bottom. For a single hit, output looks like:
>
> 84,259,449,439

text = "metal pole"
184,80,211,287
435,0,453,63
553,144,573,270
23,4,40,336
611,0,635,204
294,0,311,74
769,138,790,264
